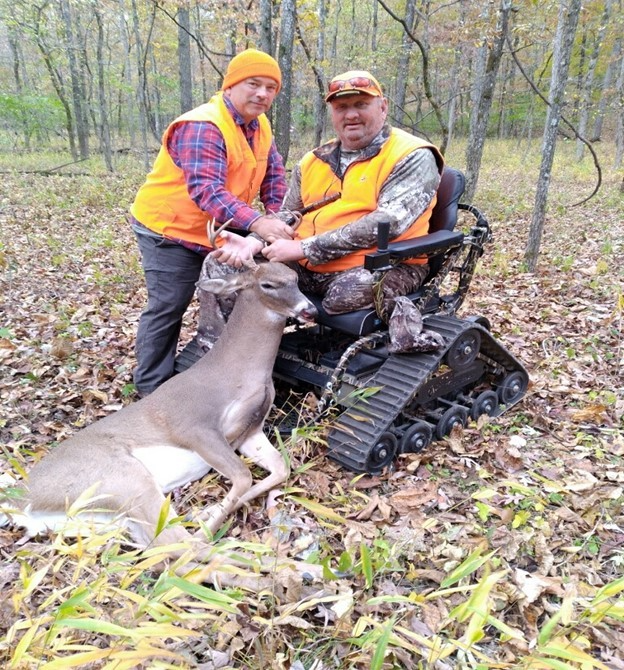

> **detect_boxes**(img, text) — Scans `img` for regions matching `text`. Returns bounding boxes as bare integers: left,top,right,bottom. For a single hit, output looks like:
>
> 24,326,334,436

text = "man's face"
225,76,279,124
329,94,388,150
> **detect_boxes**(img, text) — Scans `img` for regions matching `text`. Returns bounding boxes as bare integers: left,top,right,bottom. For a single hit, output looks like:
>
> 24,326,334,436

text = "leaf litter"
0,162,623,668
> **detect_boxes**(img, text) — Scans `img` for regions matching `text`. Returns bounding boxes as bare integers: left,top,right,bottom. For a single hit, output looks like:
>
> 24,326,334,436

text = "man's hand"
250,215,295,243
262,239,304,263
210,231,263,268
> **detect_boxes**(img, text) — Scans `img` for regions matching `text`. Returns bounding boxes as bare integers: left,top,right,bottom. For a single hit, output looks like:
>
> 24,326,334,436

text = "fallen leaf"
514,568,564,603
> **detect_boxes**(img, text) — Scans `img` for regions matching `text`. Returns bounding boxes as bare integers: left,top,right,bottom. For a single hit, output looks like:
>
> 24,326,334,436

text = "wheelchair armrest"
365,229,464,270
387,229,465,259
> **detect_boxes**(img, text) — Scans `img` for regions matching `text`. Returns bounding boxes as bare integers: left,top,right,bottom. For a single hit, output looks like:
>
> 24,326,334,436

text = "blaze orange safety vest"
297,129,443,273
130,92,273,248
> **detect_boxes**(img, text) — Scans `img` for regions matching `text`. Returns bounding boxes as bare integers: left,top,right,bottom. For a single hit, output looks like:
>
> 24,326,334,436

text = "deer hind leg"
27,451,202,564
86,461,201,555
93,464,261,584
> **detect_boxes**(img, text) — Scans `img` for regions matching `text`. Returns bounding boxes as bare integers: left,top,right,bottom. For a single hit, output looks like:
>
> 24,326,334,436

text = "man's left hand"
262,239,304,263
250,215,295,243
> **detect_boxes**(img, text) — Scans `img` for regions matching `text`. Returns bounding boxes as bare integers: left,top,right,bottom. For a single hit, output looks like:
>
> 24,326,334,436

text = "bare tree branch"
376,0,449,153
506,34,601,206
295,23,324,97
149,0,225,79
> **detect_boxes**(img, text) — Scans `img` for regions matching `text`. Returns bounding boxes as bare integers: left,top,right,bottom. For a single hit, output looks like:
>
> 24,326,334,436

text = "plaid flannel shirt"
132,96,286,254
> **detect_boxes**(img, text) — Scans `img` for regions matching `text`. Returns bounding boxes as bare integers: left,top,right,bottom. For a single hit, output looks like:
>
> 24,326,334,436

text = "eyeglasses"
327,76,381,94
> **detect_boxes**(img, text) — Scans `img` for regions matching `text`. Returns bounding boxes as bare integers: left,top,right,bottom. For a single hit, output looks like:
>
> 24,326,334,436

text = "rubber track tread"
327,315,527,472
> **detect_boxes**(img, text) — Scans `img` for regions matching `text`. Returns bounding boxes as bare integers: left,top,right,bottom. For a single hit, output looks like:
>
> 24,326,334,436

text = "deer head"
197,262,316,325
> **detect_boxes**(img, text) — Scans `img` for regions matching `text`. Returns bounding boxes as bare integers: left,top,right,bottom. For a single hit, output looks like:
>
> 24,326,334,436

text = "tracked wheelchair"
175,167,529,474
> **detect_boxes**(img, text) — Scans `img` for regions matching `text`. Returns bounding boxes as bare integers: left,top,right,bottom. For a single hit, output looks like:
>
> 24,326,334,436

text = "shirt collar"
223,93,259,132
313,123,392,176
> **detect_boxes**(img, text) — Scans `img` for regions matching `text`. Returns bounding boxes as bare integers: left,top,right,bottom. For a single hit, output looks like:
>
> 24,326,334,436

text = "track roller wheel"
399,421,433,454
366,432,398,473
445,329,481,369
497,371,529,405
436,405,469,439
470,390,500,420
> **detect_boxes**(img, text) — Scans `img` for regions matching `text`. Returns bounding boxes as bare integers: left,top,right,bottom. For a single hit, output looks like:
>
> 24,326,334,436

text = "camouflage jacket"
282,124,441,267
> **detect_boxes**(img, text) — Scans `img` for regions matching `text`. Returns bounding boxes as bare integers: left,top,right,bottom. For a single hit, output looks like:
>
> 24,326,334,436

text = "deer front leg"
233,431,289,510
189,429,254,535
229,432,326,584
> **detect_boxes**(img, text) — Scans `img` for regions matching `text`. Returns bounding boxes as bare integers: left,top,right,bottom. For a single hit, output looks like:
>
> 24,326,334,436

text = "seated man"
199,69,445,353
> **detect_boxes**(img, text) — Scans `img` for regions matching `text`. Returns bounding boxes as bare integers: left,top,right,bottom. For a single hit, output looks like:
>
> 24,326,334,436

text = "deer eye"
260,282,278,290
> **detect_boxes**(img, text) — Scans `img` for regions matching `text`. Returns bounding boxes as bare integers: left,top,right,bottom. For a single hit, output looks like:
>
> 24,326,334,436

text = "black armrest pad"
386,229,464,259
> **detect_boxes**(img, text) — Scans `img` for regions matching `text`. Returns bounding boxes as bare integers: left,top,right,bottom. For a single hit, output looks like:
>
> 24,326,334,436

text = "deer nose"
298,303,318,323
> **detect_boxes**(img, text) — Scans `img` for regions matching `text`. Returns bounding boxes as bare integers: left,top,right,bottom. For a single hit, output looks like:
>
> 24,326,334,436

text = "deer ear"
196,273,252,296
196,277,229,295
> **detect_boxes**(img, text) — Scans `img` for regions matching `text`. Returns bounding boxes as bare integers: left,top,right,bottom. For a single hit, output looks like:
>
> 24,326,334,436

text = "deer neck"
202,293,285,369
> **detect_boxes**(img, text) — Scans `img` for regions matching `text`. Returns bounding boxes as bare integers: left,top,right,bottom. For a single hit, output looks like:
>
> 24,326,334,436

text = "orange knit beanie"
221,49,282,93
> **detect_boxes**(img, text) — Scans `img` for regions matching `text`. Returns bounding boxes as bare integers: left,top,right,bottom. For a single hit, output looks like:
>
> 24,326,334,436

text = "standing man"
130,48,293,396
201,69,445,353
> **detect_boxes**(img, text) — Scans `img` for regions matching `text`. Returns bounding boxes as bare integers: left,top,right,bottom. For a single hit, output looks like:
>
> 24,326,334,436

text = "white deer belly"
132,445,212,493
19,509,127,537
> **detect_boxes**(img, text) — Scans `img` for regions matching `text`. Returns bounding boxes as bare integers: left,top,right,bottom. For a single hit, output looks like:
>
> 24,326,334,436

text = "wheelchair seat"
310,167,467,337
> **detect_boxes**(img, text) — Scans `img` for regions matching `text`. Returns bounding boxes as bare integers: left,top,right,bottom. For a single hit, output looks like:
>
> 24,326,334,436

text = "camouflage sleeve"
300,148,440,266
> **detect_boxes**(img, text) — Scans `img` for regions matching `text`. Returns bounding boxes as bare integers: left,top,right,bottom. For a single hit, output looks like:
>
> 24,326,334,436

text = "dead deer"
7,263,318,589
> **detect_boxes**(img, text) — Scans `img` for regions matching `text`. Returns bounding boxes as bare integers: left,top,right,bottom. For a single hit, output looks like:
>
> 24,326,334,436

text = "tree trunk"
32,4,77,159
614,42,624,168
143,10,161,142
274,0,296,163
178,6,193,113
130,0,151,169
394,0,417,126
313,0,328,146
575,0,610,159
464,0,512,203
259,0,273,55
59,0,89,159
525,0,582,272
348,0,357,60
330,0,341,67
371,0,378,52
592,36,621,141
497,38,516,138
117,0,136,149
192,7,209,101
150,47,164,138
446,0,467,150
94,8,113,172
6,22,31,149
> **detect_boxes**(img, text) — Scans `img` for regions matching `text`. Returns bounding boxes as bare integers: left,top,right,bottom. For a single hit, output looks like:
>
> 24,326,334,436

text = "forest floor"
0,140,623,669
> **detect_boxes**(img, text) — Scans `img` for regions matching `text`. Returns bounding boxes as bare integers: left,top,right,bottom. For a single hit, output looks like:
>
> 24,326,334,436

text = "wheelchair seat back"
425,167,465,279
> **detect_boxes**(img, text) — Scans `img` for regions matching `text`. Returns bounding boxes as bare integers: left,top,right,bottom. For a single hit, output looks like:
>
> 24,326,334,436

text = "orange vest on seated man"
130,92,273,248
297,128,444,273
